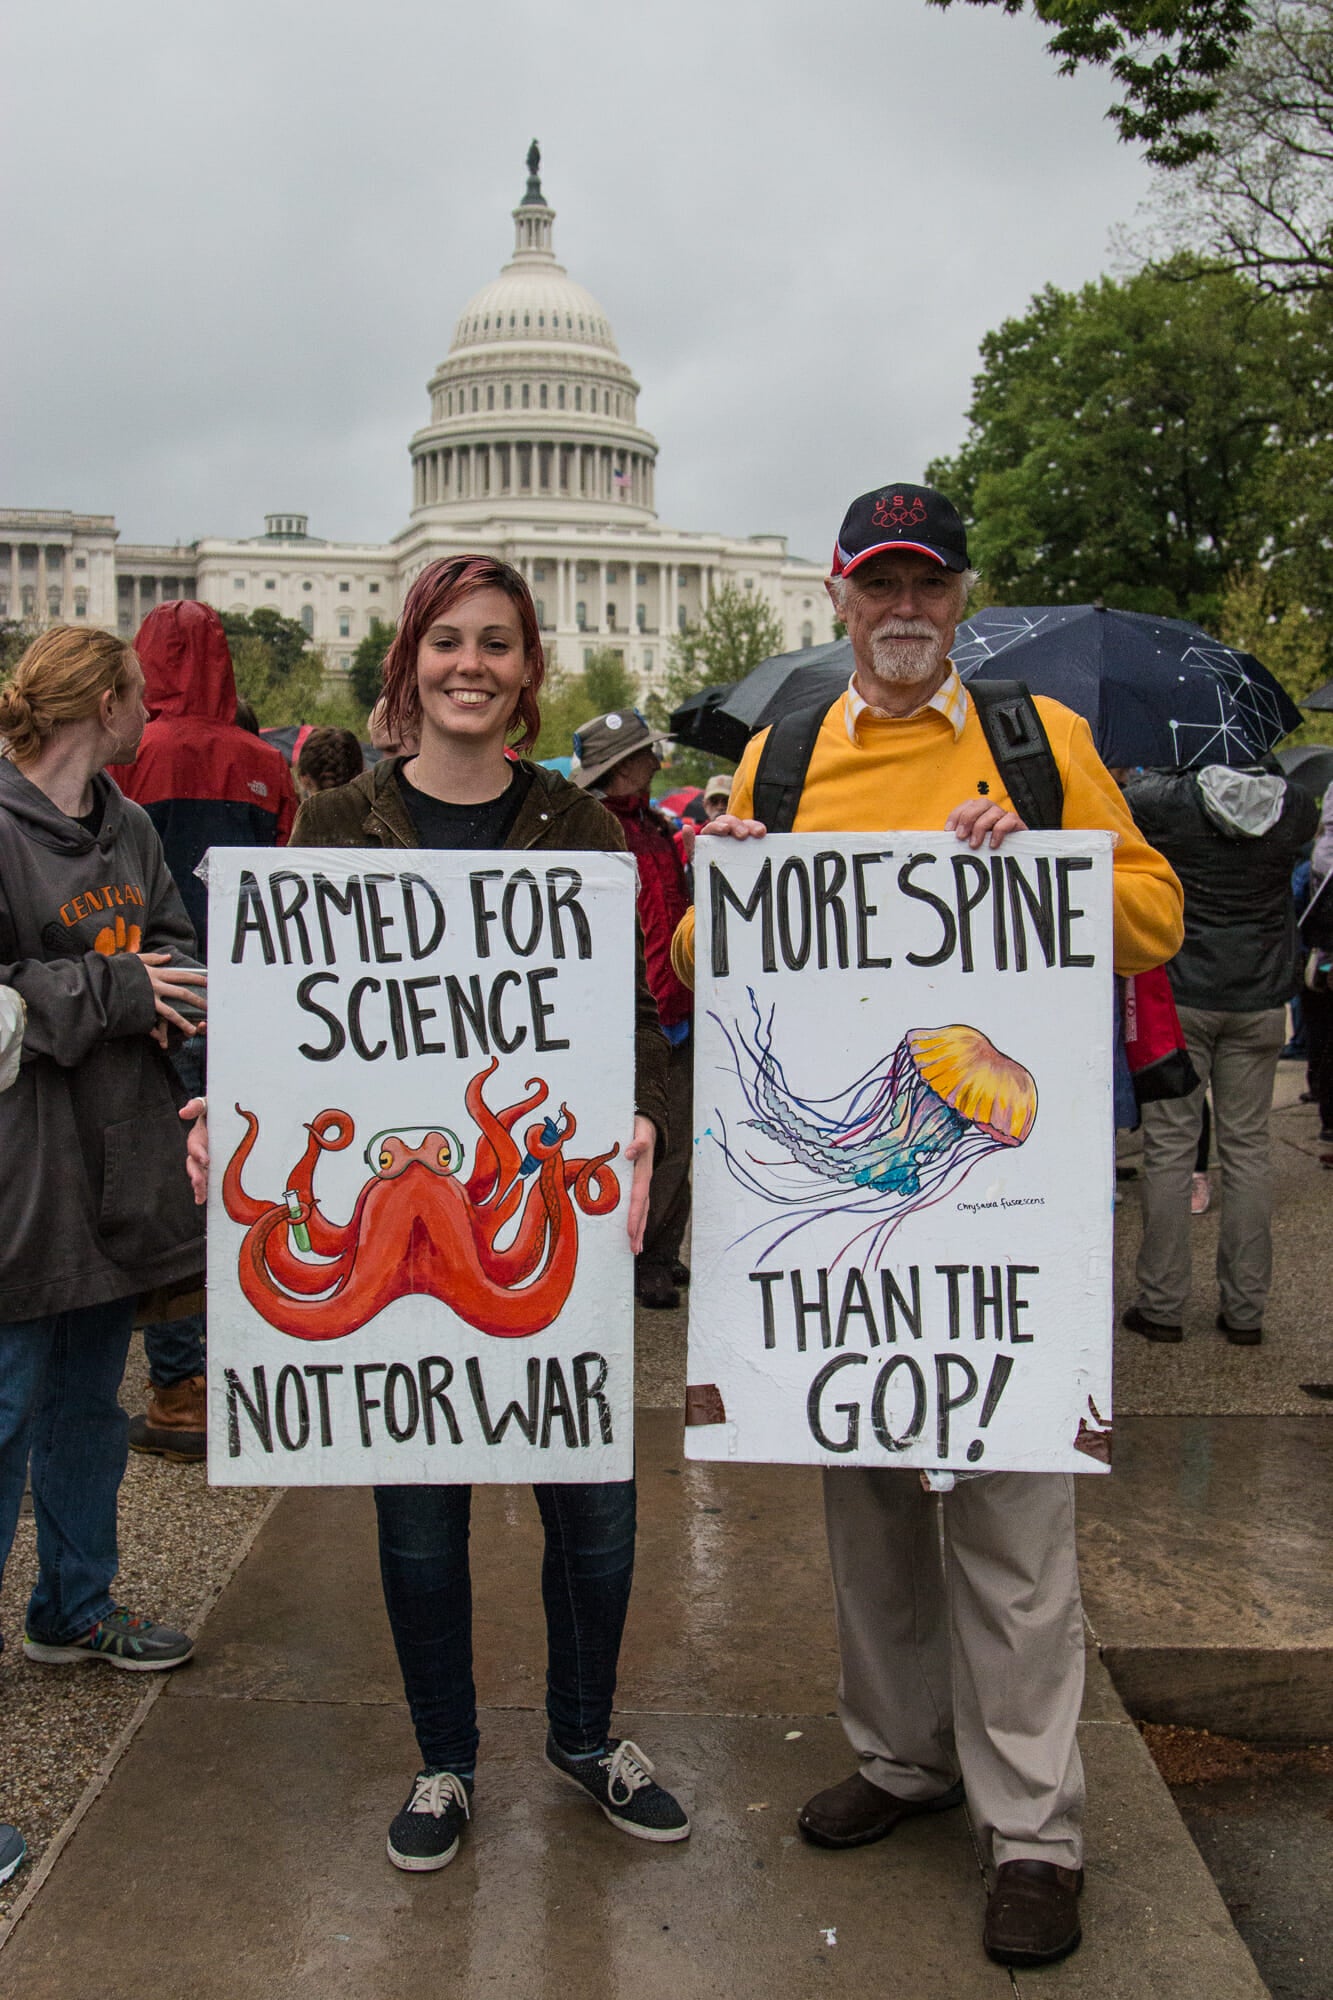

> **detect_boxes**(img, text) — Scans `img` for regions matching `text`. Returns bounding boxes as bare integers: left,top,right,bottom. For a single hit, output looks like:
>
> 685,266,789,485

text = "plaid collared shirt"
843,663,968,743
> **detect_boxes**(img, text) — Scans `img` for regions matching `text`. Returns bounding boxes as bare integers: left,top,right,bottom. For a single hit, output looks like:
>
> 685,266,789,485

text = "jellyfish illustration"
711,993,1038,1263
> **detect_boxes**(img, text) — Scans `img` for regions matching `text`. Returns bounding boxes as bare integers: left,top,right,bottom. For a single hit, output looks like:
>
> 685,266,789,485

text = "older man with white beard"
671,484,1182,1969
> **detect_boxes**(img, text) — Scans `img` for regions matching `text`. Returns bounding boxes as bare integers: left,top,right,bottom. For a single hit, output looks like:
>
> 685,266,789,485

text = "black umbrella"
669,642,853,758
952,605,1302,769
1301,677,1333,713
1279,744,1333,797
666,682,748,762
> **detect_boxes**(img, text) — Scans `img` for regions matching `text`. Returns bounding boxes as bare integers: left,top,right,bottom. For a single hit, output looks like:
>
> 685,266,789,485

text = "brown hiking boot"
128,1376,206,1462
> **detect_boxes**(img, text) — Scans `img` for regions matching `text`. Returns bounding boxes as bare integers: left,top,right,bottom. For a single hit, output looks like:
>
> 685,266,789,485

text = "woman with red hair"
288,555,687,1870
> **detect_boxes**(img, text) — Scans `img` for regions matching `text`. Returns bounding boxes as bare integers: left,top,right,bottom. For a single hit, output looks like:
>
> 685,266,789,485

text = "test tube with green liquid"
284,1188,311,1252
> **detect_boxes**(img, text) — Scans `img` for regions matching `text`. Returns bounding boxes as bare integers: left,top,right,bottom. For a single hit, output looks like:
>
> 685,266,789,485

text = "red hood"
134,601,237,723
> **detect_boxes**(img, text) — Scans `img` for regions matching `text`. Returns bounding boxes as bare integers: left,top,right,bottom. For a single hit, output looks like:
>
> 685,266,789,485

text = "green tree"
640,582,782,785
1138,0,1333,292
349,617,396,709
0,620,35,677
926,262,1300,626
532,647,639,761
220,607,311,678
581,646,638,715
228,636,329,729
926,0,1254,165
219,605,368,731
1218,566,1333,740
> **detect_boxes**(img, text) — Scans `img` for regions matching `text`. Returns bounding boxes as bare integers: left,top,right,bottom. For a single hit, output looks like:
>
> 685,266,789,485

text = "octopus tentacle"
225,1062,617,1343
222,1107,269,1227
570,1144,622,1216
287,1112,359,1255
465,1062,548,1205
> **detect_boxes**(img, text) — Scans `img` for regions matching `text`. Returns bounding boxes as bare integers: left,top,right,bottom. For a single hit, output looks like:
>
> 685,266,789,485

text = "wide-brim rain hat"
570,709,662,788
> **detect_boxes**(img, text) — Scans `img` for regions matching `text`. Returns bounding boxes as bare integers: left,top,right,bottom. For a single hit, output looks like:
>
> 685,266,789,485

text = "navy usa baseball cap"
831,484,970,576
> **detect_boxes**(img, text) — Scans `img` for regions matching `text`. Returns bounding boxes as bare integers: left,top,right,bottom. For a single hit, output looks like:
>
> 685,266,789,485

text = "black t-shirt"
394,760,533,850
75,791,106,837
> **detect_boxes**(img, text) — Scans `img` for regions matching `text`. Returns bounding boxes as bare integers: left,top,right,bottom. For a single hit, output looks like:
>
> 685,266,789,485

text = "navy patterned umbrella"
953,604,1302,769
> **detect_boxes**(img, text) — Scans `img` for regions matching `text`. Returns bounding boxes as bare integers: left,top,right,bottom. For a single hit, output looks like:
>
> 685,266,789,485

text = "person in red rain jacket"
572,710,694,1310
110,600,297,1460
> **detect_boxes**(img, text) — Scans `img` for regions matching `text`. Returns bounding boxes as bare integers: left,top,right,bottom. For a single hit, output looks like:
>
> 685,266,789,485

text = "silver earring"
522,676,532,685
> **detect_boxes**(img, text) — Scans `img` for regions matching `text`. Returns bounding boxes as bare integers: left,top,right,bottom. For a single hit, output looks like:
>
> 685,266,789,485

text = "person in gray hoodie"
1122,762,1318,1345
0,625,206,1671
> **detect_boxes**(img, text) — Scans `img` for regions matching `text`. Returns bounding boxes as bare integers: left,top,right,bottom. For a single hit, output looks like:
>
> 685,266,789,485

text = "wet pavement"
0,1411,1268,1998
4,1069,1329,1992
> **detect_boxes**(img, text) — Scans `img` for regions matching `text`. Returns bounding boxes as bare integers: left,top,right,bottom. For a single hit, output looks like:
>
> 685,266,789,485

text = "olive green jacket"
293,755,669,1143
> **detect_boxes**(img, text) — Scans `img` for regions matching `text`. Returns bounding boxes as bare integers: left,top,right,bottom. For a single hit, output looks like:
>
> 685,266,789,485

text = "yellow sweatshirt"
671,690,1183,986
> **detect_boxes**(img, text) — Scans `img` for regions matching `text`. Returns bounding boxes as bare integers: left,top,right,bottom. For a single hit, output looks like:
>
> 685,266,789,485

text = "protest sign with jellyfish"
711,992,1039,1268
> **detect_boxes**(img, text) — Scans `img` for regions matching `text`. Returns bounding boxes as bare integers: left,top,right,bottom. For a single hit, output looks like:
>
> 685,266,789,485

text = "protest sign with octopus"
205,847,637,1483
685,832,1115,1476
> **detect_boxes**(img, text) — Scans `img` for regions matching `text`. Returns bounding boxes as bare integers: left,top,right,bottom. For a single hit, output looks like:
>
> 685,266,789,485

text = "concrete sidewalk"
9,1073,1329,1993
0,1412,1267,1999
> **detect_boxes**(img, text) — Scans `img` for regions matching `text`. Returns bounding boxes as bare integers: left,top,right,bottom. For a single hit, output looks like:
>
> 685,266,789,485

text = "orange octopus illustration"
222,1057,621,1341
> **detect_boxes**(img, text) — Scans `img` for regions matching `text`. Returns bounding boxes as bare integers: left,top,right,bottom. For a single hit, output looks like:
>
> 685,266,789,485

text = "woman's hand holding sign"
624,1113,657,1256
181,1098,208,1205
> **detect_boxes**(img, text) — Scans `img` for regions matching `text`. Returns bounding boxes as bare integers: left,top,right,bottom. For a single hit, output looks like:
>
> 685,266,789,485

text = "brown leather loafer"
983,1859,1084,1966
797,1771,965,1849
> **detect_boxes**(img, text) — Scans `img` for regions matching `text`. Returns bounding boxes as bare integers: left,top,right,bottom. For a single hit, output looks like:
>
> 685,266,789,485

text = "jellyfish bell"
904,1025,1038,1147
362,1127,465,1180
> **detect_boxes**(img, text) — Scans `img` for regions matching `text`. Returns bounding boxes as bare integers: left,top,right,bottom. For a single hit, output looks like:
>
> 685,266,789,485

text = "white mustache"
872,618,937,642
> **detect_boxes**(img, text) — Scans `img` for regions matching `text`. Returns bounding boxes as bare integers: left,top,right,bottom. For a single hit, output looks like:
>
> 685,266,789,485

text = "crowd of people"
0,482,1327,1969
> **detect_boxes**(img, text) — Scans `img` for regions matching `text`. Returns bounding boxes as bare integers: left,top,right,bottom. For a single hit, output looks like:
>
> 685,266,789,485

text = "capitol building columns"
7,147,833,680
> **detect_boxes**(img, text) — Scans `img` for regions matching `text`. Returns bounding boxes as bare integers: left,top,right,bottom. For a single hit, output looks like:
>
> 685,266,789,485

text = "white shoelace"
410,1771,471,1820
603,1740,655,1806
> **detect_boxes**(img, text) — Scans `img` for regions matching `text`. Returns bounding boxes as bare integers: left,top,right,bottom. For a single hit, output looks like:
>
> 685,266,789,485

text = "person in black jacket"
1123,763,1318,1344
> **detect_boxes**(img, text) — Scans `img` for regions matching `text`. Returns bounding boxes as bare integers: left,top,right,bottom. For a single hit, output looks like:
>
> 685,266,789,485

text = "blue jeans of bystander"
0,1295,136,1645
374,1478,637,1774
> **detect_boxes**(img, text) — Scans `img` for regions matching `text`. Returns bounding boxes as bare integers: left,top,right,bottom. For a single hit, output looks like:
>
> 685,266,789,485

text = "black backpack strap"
967,678,1064,831
751,700,836,832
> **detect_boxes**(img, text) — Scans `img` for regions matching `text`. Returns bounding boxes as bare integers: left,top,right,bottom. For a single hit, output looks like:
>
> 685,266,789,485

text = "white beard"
865,620,949,693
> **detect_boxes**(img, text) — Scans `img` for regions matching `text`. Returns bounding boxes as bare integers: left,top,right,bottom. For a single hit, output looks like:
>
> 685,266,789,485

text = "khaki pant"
822,1466,1085,1870
1135,1005,1286,1330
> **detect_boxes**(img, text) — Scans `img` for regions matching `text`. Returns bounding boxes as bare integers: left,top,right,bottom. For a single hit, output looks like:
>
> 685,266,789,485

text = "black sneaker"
387,1770,472,1872
23,1607,194,1672
545,1734,690,1842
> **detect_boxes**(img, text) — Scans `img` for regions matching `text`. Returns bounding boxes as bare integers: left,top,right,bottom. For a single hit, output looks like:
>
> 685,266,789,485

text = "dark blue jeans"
142,1037,206,1387
374,1478,637,1774
0,1295,136,1645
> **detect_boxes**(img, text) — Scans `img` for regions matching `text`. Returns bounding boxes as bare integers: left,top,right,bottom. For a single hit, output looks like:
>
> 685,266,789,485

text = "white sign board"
206,848,636,1485
685,833,1114,1476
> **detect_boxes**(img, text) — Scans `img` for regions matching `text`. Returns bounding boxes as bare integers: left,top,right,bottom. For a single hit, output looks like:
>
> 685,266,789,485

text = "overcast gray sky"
2,0,1152,565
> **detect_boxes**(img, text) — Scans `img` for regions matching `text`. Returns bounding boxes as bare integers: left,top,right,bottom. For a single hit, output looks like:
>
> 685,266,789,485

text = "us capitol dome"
1,144,833,686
